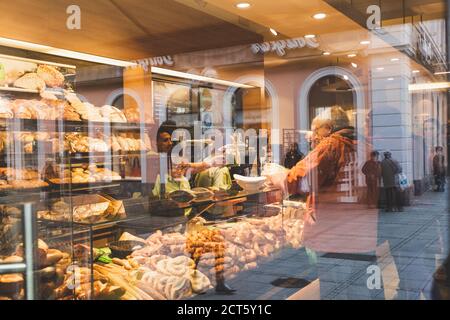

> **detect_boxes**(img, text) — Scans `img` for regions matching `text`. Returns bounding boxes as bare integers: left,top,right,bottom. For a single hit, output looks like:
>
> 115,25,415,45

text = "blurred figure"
284,142,304,169
362,151,381,208
266,105,380,299
381,151,403,212
433,146,446,192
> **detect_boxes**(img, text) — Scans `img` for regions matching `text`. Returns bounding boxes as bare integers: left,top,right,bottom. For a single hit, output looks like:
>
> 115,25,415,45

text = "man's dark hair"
157,120,177,140
370,151,379,158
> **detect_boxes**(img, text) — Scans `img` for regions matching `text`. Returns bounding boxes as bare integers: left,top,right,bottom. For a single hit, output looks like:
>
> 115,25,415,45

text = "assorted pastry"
37,194,126,224
0,239,70,300
49,164,121,184
0,206,22,255
0,167,48,190
61,132,150,154
0,131,52,154
0,96,138,124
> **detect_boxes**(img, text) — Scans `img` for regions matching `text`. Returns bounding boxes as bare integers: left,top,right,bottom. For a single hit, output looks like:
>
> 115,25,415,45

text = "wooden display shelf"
0,86,65,96
0,118,154,132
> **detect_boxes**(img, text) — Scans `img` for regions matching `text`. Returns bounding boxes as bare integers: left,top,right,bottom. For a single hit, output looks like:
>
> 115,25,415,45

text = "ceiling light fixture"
360,40,370,45
434,71,450,75
270,28,278,36
387,77,394,81
151,67,254,88
351,63,358,68
412,70,420,74
313,13,327,20
236,2,251,9
0,37,136,67
343,75,349,80
305,34,316,39
391,58,400,62
409,82,450,91
348,53,357,58
323,51,331,56
376,67,385,71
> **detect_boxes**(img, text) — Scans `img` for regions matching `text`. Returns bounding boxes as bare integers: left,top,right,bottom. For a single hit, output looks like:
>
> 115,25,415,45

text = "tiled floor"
195,187,448,300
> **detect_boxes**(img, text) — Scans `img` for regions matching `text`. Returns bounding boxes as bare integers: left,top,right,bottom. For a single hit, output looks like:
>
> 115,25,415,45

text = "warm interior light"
0,37,136,67
387,78,394,81
376,67,385,71
347,53,357,58
343,75,349,80
360,40,370,45
270,28,278,36
412,70,420,74
313,13,327,20
409,82,450,91
236,2,251,9
351,63,358,68
323,52,331,56
391,58,400,62
305,34,316,39
151,67,254,88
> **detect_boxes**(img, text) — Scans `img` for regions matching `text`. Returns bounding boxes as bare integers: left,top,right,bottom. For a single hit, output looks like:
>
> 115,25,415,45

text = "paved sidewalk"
196,187,449,300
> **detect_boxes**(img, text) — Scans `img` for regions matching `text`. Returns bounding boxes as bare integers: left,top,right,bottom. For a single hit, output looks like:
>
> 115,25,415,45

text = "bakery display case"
0,49,302,300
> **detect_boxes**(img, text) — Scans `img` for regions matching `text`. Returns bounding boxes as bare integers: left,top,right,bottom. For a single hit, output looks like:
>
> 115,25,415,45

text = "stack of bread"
124,106,140,123
43,99,81,121
100,105,127,123
111,133,149,152
0,206,21,255
64,133,109,153
0,167,48,190
0,131,52,154
38,194,126,224
50,165,121,184
0,239,70,300
0,98,13,118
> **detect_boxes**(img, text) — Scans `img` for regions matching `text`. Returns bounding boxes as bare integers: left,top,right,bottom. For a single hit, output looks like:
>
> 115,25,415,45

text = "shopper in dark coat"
362,151,381,208
284,142,304,169
381,151,403,212
433,146,446,192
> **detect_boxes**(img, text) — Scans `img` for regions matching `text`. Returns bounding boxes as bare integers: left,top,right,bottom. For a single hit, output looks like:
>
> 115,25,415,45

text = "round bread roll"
45,249,63,266
37,65,65,88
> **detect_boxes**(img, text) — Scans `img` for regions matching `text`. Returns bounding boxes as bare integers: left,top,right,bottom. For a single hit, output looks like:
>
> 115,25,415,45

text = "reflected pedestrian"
381,151,403,212
362,151,381,208
284,142,304,169
433,146,446,192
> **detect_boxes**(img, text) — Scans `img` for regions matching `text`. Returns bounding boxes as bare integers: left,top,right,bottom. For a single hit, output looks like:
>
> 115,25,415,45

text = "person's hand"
207,154,227,167
265,170,289,199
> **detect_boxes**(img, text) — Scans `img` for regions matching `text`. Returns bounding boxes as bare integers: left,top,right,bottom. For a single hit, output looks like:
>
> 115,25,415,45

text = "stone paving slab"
195,187,448,300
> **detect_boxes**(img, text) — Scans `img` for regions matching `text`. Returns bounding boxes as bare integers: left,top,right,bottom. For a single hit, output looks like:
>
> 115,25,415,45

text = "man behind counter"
152,121,232,210
152,120,236,294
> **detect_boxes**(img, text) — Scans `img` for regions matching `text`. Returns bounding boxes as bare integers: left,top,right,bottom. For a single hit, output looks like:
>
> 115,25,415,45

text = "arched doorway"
298,66,366,189
308,75,356,130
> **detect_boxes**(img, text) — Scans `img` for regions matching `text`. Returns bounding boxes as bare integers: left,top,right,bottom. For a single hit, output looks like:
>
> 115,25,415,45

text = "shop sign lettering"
366,5,381,30
130,56,174,72
251,37,319,56
366,265,381,289
66,5,81,30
